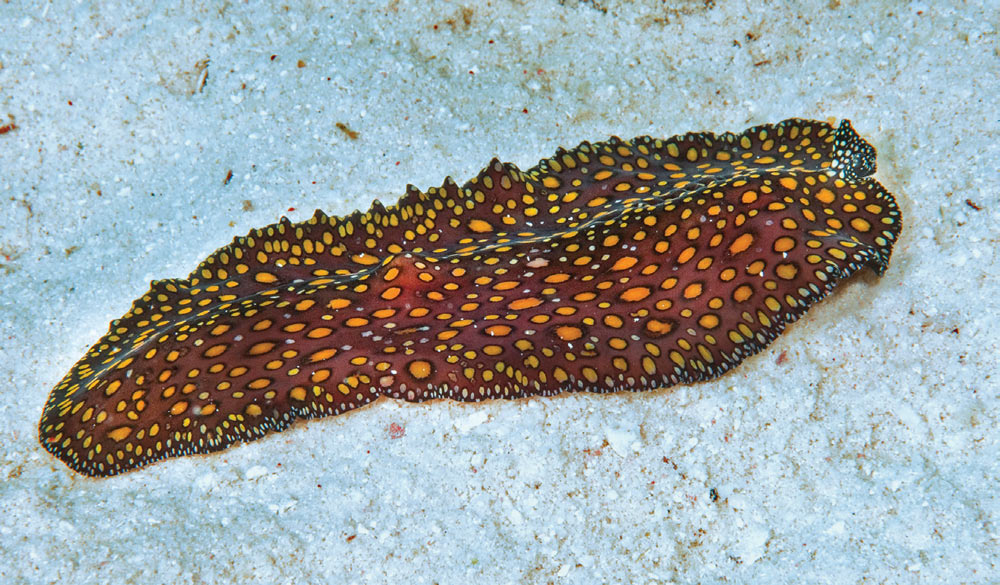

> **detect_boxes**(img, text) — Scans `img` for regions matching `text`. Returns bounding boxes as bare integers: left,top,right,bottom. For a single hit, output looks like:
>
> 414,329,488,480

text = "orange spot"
327,298,351,309
483,345,504,356
509,297,543,310
408,360,432,379
248,341,276,356
493,280,520,291
307,327,334,338
774,236,797,252
733,284,754,302
245,404,263,416
850,217,871,232
728,233,754,255
619,286,651,302
677,246,697,264
344,318,369,328
544,273,571,283
210,324,231,336
169,401,188,416
486,325,512,337
309,348,338,362
555,326,583,341
645,319,673,335
248,378,271,390
683,283,703,299
816,188,836,204
775,263,799,280
611,256,638,271
779,177,798,190
698,314,720,329
203,344,228,358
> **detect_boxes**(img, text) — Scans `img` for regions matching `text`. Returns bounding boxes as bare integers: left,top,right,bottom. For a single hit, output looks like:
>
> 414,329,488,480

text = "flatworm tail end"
40,118,900,477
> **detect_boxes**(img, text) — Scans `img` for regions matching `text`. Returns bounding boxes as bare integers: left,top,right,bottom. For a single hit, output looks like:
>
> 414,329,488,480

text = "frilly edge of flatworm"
39,118,901,477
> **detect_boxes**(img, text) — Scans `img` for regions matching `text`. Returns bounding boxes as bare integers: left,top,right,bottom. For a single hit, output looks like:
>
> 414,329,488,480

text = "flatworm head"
39,118,900,477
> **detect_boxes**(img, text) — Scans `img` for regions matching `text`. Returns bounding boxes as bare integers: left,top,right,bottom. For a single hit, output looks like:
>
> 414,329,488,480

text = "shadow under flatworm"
39,118,901,477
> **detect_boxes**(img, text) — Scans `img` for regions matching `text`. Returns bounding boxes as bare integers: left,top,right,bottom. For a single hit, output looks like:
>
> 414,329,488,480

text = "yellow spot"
254,272,278,284
352,253,380,265
105,380,122,396
170,401,188,416
246,404,262,416
850,217,872,232
468,219,493,233
542,176,560,189
107,426,132,442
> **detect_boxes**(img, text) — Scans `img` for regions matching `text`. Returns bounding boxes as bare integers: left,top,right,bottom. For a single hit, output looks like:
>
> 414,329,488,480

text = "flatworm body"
40,118,901,477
